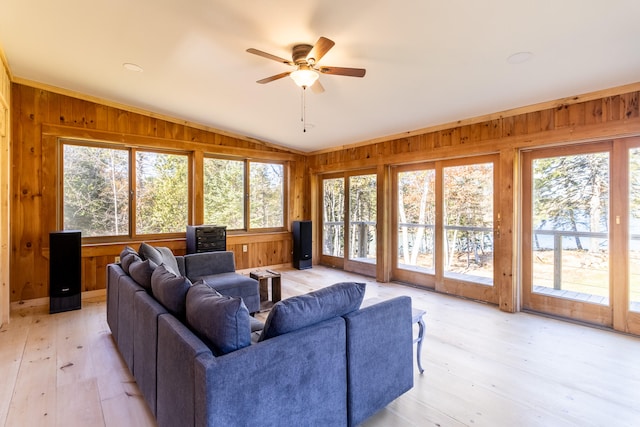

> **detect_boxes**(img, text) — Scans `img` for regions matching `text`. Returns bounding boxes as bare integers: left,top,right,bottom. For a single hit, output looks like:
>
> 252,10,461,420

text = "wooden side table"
250,269,281,311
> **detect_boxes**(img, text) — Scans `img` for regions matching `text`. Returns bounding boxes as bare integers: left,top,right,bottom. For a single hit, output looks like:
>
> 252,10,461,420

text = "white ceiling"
1,0,639,153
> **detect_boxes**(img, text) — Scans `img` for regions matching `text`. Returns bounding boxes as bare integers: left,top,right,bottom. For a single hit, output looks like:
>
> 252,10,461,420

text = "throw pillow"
259,281,366,341
139,242,181,276
151,264,192,318
120,245,138,260
186,283,251,356
128,258,158,292
119,246,140,275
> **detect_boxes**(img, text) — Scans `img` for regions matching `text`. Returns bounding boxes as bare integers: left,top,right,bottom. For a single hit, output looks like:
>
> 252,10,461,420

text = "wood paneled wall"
307,85,640,313
9,80,640,306
0,58,10,323
10,83,307,302
308,90,640,170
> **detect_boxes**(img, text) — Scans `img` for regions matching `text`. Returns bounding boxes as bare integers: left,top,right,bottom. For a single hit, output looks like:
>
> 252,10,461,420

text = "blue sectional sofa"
106,244,414,426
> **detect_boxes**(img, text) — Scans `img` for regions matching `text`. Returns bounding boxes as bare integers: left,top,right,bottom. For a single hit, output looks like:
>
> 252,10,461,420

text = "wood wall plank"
0,56,11,325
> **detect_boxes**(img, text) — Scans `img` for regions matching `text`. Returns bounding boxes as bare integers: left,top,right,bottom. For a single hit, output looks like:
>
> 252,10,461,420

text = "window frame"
58,138,193,242
203,154,288,233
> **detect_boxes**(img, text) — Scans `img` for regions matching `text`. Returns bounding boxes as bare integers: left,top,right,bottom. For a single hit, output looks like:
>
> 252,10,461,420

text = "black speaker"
293,220,312,270
49,230,82,314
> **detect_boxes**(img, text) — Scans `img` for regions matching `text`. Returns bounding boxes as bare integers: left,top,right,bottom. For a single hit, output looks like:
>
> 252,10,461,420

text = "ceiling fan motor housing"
292,44,313,64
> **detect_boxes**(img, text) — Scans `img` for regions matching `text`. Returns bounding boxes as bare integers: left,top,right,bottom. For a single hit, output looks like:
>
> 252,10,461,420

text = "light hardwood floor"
2,265,640,427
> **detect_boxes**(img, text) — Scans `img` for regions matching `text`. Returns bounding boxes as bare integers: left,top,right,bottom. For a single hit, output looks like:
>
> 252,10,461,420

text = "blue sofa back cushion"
139,242,181,276
186,282,251,356
151,264,192,319
129,258,158,292
259,281,366,342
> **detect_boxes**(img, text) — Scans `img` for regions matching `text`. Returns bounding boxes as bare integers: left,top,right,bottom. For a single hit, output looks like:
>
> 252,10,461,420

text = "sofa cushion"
139,242,180,276
129,258,158,292
151,264,192,318
259,281,366,341
120,246,141,275
185,283,251,355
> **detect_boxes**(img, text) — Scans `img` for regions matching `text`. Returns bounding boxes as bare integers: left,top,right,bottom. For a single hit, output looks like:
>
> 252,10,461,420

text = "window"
249,161,284,229
531,152,610,302
392,156,498,303
62,140,189,238
135,151,188,234
348,174,377,262
397,168,436,273
63,144,129,237
204,158,245,229
203,157,286,231
443,162,494,284
62,140,287,238
322,177,345,257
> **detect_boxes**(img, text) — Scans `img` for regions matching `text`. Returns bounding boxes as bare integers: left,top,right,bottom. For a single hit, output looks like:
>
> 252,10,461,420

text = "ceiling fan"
246,36,366,93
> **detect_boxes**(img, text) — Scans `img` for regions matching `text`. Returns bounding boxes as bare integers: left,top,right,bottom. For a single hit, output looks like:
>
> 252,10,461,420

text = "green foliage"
63,145,129,237
204,158,244,229
323,178,345,257
249,162,283,229
533,153,609,233
136,152,188,234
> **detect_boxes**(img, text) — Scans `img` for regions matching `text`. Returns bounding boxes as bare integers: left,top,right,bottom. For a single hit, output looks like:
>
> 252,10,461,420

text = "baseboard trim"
10,289,106,311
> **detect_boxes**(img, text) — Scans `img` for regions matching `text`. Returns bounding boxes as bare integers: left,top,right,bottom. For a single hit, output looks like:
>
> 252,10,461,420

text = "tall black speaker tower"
50,230,82,314
293,220,312,270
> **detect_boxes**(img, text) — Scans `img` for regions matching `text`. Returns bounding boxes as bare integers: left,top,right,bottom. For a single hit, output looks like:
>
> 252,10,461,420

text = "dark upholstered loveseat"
106,245,414,426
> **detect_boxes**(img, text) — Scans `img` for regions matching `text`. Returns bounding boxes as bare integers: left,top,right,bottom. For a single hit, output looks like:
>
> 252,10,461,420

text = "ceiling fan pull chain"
302,87,307,132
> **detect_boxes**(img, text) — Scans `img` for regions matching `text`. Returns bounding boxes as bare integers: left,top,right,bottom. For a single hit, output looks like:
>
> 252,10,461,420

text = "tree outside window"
136,152,188,234
63,142,188,237
250,162,284,229
204,158,244,230
63,144,129,237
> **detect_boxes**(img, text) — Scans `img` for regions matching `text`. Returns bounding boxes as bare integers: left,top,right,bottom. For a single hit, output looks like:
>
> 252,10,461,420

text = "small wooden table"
250,269,281,311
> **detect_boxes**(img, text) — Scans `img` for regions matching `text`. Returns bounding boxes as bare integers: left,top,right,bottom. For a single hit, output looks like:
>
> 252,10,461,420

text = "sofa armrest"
194,317,349,427
157,314,213,427
184,251,235,279
106,263,124,339
343,296,414,427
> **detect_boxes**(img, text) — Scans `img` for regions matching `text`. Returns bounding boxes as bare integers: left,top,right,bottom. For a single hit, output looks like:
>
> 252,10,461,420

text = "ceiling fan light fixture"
290,68,319,88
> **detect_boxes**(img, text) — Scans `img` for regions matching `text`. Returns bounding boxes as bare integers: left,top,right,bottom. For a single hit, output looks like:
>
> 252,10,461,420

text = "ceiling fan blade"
319,66,366,78
311,80,325,94
256,71,291,84
246,48,293,65
306,37,335,64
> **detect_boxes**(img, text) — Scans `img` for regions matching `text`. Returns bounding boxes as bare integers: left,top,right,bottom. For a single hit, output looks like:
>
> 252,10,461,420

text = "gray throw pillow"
259,282,366,341
119,246,140,275
128,258,157,292
139,242,180,276
151,264,191,318
186,283,251,356
120,245,138,260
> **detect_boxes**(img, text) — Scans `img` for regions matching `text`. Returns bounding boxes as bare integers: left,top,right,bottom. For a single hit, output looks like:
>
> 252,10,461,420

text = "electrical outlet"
115,256,121,263
242,244,248,253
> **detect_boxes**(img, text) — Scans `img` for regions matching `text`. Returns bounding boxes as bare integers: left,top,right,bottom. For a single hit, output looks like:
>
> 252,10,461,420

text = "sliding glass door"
522,139,640,332
624,140,640,333
321,171,377,276
393,155,498,304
